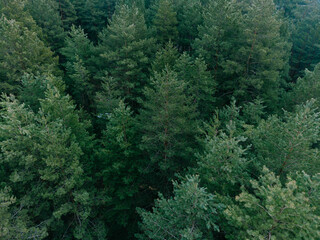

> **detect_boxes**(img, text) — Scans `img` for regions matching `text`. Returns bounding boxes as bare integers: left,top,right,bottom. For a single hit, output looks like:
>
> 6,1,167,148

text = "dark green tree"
98,4,156,110
55,0,77,30
153,0,178,44
137,175,223,240
0,85,103,239
247,99,320,176
195,0,291,110
25,0,66,52
225,167,320,240
138,68,198,188
0,16,58,95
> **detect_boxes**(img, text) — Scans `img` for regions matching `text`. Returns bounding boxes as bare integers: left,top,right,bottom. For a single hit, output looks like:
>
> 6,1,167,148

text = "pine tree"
153,0,178,44
138,68,198,188
25,0,66,52
0,187,47,240
0,16,58,95
0,0,41,34
151,41,180,73
195,0,291,110
174,53,216,120
289,0,320,79
60,26,96,110
71,0,116,41
0,85,103,239
287,63,320,109
196,121,250,196
248,99,320,176
96,100,146,238
98,4,156,110
55,0,77,30
137,175,222,240
173,0,204,51
225,167,320,240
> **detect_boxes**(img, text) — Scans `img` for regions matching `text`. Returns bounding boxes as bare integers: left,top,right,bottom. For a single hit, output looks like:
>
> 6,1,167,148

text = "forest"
0,0,320,239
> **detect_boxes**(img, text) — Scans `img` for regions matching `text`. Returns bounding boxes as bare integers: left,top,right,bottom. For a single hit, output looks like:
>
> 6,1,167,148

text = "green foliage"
225,167,320,240
195,0,291,109
98,4,156,109
60,25,96,110
286,63,320,109
174,53,216,120
0,187,47,240
25,0,66,52
96,100,145,237
137,175,222,240
55,0,77,30
0,16,58,95
71,0,116,41
247,99,320,176
0,85,102,239
153,0,178,44
173,0,204,51
289,0,320,79
196,122,250,196
138,68,198,182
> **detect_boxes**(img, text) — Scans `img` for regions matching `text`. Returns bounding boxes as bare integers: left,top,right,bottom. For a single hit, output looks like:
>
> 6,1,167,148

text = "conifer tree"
61,26,96,110
173,0,204,51
248,99,320,176
289,0,320,79
225,167,320,240
287,63,320,108
196,122,250,196
0,16,58,95
0,0,41,34
96,100,146,238
137,176,222,240
174,53,216,120
138,68,198,188
98,4,156,110
71,0,116,41
153,0,178,44
0,187,47,240
195,0,291,109
0,85,103,239
25,0,66,52
55,0,77,30
151,41,180,73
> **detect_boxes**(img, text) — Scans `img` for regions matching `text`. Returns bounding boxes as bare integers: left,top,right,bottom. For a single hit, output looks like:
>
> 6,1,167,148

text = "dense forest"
1,0,320,239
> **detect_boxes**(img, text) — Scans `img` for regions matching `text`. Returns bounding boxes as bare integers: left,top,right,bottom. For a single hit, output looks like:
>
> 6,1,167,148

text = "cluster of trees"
1,0,320,239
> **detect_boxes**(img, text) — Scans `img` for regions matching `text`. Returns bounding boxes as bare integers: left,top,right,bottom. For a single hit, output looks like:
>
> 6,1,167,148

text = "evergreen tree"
55,0,77,30
0,0,41,34
195,0,291,109
0,16,58,95
151,41,179,73
248,99,320,176
0,86,103,239
137,175,223,240
196,122,250,196
25,0,66,52
287,63,320,109
173,0,204,51
96,100,146,238
174,53,216,120
71,0,116,41
289,0,320,79
60,26,96,110
225,167,320,240
153,0,178,44
138,68,198,188
0,187,47,240
98,4,156,110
